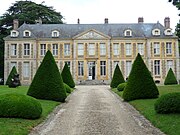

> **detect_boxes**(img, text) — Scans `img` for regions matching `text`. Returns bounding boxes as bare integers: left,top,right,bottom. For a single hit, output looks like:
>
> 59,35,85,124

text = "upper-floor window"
152,29,160,36
11,30,19,37
154,42,160,55
11,44,17,56
52,30,59,37
88,43,95,55
137,43,144,55
100,43,106,55
52,44,58,56
124,29,132,37
125,43,132,55
78,43,84,56
164,29,172,36
40,44,46,56
23,30,31,37
24,43,30,56
113,43,119,55
64,43,70,56
166,42,172,54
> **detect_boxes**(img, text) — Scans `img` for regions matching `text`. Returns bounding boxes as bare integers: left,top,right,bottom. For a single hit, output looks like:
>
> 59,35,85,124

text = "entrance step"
78,80,108,85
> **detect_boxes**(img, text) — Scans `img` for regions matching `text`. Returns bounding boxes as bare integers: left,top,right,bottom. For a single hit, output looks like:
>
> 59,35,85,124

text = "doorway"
88,61,95,80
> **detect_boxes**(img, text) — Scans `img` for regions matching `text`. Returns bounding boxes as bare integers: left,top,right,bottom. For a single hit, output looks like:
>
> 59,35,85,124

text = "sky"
0,0,179,31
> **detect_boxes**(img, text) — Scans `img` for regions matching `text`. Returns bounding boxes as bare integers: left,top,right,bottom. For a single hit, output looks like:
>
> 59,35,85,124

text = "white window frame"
166,60,173,72
100,43,106,55
11,30,19,37
137,43,144,55
64,43,70,56
154,42,160,55
125,43,132,55
166,42,172,54
23,30,31,37
23,62,30,78
152,29,160,36
11,44,17,56
100,61,106,76
88,43,95,55
78,43,84,56
124,30,132,36
40,44,46,56
78,61,84,76
52,44,58,56
52,30,59,37
154,60,160,75
113,43,119,55
24,43,30,56
126,61,132,77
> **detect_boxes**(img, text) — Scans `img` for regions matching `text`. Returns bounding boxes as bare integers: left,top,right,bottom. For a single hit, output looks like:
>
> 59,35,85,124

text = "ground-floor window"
65,61,71,69
100,61,106,76
114,61,119,70
166,60,173,72
78,61,84,76
126,61,132,77
23,62,30,78
154,60,160,75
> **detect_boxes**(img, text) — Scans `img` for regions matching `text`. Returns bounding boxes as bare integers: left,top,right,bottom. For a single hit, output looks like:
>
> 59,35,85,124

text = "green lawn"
0,85,60,135
112,85,180,135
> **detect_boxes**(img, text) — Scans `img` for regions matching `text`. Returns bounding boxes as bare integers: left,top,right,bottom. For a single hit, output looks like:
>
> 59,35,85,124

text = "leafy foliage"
6,66,17,85
117,82,127,91
154,92,180,114
110,64,125,88
61,63,75,88
64,83,72,93
164,68,178,85
0,93,42,119
123,53,159,101
27,50,67,102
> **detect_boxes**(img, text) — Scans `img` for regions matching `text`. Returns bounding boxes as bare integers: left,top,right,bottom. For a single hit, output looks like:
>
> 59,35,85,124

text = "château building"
4,17,179,85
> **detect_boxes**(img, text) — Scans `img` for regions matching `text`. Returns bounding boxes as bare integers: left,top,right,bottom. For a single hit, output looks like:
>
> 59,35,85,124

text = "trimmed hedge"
27,50,67,102
0,93,42,119
117,83,127,91
64,83,72,93
164,68,178,85
61,63,75,88
154,93,180,114
110,64,125,88
123,53,159,101
6,66,17,85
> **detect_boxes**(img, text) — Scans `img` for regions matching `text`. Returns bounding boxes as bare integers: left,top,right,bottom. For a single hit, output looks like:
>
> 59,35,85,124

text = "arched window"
10,30,19,37
124,29,132,37
23,30,31,37
52,30,60,37
152,29,160,36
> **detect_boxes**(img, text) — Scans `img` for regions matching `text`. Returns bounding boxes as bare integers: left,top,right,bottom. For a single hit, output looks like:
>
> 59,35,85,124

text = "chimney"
77,18,80,24
13,19,19,30
138,17,144,23
104,18,108,24
164,17,170,28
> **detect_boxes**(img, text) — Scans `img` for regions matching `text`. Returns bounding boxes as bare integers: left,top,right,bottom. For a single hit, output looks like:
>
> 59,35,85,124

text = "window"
113,43,119,55
126,43,132,55
167,60,173,72
154,42,160,55
78,43,84,56
65,61,71,69
88,43,95,55
52,30,59,37
137,43,144,55
11,44,17,56
11,30,19,37
126,61,132,77
152,29,160,36
24,43,30,56
78,61,84,76
100,61,106,76
23,30,31,37
40,44,46,56
100,43,106,55
124,29,132,36
10,62,17,70
64,43,70,56
154,60,160,75
114,61,119,70
52,44,58,56
166,42,172,54
164,29,172,35
23,62,30,78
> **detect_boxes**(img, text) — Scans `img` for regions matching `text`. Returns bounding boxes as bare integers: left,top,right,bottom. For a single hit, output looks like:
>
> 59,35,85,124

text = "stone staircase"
78,80,109,85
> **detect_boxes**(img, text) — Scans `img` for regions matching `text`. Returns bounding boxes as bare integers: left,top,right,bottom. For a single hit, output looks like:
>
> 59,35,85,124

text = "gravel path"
30,85,165,135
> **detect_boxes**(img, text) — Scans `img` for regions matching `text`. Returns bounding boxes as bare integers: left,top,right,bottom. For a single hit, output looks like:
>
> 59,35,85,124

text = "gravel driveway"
30,85,165,135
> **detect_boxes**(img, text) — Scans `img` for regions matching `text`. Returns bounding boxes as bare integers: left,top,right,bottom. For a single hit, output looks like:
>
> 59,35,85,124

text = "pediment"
73,29,110,40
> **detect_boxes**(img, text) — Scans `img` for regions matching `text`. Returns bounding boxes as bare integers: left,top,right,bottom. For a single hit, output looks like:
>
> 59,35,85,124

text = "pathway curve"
30,85,165,135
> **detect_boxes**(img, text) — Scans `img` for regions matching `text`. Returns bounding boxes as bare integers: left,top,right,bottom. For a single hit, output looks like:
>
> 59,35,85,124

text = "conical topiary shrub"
6,66,17,85
61,63,75,88
123,53,159,101
27,50,67,102
110,64,125,88
164,68,178,85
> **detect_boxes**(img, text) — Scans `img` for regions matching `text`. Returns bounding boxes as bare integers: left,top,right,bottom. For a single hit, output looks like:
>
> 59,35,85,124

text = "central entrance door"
88,61,95,80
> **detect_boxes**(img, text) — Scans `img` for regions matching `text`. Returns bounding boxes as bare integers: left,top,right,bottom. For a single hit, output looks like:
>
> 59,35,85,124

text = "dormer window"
23,30,31,37
164,28,172,36
52,30,59,38
10,30,19,37
152,29,160,36
124,29,132,37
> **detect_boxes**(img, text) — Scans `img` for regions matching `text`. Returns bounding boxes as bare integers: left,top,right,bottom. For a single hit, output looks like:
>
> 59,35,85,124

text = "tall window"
24,43,30,56
78,61,84,76
100,61,106,76
100,43,106,55
64,43,70,56
10,62,17,70
78,43,84,56
65,61,71,69
114,61,119,70
167,60,173,72
40,44,46,56
88,43,95,55
166,42,172,54
125,43,132,55
113,43,119,55
52,44,58,56
154,42,160,55
126,61,132,77
23,62,30,78
137,43,144,55
154,60,160,75
11,44,17,56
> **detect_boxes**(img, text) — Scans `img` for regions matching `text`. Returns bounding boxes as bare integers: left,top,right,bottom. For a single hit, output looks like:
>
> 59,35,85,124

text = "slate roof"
5,22,176,39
